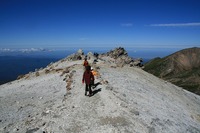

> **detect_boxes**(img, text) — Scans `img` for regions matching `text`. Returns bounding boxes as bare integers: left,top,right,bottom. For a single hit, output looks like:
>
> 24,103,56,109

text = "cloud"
0,48,14,52
0,48,48,53
121,23,133,27
149,22,200,27
20,48,46,53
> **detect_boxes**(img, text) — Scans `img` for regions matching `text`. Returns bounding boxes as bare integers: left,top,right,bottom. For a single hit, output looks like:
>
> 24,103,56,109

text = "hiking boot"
88,93,93,97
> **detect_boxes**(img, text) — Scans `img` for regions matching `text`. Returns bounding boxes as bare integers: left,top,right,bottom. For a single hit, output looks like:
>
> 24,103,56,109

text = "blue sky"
0,0,200,49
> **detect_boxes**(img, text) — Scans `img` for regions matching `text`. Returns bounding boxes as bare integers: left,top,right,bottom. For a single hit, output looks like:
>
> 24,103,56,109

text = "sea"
0,47,180,85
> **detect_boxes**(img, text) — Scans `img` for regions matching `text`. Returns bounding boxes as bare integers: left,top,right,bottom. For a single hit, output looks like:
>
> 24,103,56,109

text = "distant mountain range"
144,47,200,95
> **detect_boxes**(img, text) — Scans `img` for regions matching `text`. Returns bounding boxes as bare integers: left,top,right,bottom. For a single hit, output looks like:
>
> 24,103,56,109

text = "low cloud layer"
0,48,48,53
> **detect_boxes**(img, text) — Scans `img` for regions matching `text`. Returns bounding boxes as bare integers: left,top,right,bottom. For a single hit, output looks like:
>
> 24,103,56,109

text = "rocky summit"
0,47,200,133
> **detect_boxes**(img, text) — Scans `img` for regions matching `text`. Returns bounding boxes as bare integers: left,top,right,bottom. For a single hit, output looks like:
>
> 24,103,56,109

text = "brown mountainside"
144,47,200,95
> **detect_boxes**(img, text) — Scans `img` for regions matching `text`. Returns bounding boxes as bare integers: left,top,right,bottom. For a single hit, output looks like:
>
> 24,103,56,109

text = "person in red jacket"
82,66,94,96
83,58,89,68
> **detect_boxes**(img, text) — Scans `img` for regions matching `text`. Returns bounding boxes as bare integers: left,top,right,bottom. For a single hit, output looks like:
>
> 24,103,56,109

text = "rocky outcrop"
101,47,143,67
66,49,84,61
106,47,128,59
87,52,96,61
77,49,84,55
65,47,142,67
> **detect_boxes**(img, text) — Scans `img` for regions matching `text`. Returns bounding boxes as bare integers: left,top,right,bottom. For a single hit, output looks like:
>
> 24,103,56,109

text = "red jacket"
82,70,94,85
83,61,89,66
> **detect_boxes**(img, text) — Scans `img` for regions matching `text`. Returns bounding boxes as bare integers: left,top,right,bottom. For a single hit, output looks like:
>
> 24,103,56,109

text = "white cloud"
0,48,14,52
149,22,200,27
0,48,47,53
20,48,46,53
121,23,133,27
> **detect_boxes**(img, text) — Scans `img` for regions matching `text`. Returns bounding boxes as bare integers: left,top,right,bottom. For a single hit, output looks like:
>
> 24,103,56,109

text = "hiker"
83,58,89,69
91,67,98,77
90,67,99,88
82,66,94,96
90,67,95,88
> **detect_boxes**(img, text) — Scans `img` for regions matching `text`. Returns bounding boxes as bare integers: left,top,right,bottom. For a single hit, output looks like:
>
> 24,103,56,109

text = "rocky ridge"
0,48,200,133
144,47,200,95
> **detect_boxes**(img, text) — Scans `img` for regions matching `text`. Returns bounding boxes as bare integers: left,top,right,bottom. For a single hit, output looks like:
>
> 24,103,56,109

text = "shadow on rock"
92,82,102,89
91,88,101,96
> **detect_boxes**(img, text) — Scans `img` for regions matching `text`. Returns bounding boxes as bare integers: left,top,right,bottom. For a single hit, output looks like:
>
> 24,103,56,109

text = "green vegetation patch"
144,57,167,77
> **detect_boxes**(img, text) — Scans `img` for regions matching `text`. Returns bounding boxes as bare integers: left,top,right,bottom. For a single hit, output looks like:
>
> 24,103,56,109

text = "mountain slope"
0,50,200,133
144,47,200,95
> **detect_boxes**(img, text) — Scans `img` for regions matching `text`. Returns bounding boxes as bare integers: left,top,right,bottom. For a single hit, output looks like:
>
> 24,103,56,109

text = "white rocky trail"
0,55,200,133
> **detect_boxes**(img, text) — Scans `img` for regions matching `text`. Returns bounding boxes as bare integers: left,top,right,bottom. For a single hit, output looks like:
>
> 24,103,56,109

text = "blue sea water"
0,47,179,85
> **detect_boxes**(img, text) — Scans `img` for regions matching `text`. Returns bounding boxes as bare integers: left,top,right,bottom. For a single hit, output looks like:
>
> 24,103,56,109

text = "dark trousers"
90,80,94,87
85,84,92,95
